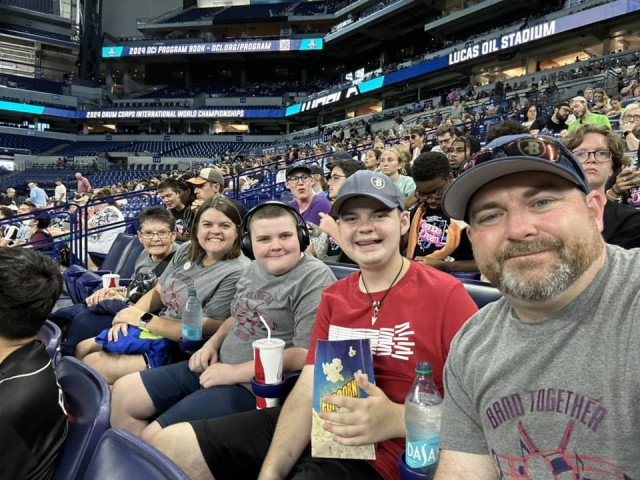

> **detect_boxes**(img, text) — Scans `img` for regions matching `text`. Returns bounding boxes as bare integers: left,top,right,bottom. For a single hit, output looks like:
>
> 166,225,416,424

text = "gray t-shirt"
219,253,336,365
158,242,250,322
440,245,640,476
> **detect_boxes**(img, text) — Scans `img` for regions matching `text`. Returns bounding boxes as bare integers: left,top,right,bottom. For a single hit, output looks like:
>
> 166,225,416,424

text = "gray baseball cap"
330,170,404,215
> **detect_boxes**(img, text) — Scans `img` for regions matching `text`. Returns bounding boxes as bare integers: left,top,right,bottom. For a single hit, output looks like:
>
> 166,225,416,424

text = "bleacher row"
0,133,272,157
0,0,56,15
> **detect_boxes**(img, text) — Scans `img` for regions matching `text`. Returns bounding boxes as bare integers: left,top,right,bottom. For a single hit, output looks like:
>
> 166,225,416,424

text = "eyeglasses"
328,174,346,182
462,136,586,182
415,183,448,200
623,114,640,121
140,230,172,239
571,150,612,164
287,175,312,183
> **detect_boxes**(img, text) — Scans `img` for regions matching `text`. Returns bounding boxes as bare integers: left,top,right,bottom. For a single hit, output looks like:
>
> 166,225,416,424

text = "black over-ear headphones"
241,200,310,260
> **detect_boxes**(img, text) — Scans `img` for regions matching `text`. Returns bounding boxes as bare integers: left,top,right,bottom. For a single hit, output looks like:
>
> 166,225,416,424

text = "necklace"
360,258,405,326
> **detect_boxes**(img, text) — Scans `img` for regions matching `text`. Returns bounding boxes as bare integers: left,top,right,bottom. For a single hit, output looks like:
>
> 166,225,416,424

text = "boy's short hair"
412,152,450,182
436,124,455,137
157,178,188,194
331,159,365,178
138,206,176,232
0,248,62,339
409,125,425,137
247,203,300,231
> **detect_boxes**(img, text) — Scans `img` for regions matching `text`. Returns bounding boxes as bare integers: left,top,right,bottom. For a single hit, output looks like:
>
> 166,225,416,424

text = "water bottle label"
406,435,439,469
182,325,202,341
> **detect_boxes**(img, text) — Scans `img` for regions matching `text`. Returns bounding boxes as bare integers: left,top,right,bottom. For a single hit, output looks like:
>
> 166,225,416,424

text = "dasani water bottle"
182,290,202,340
404,361,442,476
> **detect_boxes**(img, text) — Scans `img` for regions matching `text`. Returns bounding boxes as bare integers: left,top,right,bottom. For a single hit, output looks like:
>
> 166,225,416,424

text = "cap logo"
371,176,386,189
516,139,546,157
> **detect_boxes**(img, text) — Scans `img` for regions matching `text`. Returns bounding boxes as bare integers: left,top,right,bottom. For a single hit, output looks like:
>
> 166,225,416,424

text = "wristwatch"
139,312,153,328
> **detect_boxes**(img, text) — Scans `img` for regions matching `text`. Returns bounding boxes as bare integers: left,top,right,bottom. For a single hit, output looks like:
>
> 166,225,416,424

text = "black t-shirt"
171,203,194,238
0,196,15,206
408,206,474,260
603,201,640,249
530,116,567,135
0,340,68,480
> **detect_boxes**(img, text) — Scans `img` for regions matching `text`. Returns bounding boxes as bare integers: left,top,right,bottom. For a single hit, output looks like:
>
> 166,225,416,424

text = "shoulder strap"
153,250,176,277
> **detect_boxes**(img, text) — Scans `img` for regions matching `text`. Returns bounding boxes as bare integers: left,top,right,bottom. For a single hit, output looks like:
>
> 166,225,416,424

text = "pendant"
371,301,380,326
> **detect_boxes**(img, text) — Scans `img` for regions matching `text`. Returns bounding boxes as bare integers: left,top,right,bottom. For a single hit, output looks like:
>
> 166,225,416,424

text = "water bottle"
404,361,443,476
182,290,202,340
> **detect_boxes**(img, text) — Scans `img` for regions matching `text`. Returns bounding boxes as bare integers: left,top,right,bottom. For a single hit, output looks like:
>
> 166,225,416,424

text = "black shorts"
191,406,383,480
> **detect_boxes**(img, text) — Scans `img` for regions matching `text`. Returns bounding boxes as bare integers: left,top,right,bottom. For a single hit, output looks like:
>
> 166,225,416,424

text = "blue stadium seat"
460,279,502,308
36,319,62,365
325,261,359,280
52,357,111,480
82,429,189,480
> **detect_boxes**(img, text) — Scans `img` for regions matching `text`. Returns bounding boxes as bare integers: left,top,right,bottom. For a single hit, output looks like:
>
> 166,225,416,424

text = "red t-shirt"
306,261,478,480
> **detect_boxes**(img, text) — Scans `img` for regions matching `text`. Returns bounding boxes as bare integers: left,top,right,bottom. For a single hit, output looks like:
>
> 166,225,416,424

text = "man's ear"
585,190,606,233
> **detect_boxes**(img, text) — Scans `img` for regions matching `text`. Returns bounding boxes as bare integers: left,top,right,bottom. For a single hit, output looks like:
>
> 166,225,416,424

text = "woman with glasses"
74,197,250,385
51,207,179,356
403,152,477,273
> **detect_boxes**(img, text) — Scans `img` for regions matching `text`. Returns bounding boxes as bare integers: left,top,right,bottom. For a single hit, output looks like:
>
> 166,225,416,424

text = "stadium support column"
79,0,102,83
105,62,113,93
301,68,307,86
240,70,246,89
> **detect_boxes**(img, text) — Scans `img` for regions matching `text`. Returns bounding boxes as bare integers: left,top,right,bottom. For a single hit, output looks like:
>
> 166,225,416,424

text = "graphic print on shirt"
160,272,194,319
327,323,415,360
89,208,121,241
233,289,276,343
485,387,634,479
417,215,450,253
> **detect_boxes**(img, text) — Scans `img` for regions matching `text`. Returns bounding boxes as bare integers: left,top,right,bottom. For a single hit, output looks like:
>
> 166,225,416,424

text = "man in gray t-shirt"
433,134,640,478
110,202,336,442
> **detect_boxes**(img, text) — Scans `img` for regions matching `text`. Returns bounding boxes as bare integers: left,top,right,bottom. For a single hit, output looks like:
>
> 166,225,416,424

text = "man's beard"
479,235,602,302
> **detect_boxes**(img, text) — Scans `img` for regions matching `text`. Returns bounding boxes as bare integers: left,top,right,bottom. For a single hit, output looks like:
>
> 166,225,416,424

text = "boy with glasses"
563,124,640,248
404,152,477,272
286,164,331,226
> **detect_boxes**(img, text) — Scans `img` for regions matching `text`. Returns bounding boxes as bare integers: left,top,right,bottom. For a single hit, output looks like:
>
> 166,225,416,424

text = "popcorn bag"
311,339,376,460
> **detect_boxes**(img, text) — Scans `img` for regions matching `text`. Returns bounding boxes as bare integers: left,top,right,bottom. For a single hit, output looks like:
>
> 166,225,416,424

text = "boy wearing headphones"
111,201,336,443
150,171,478,480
